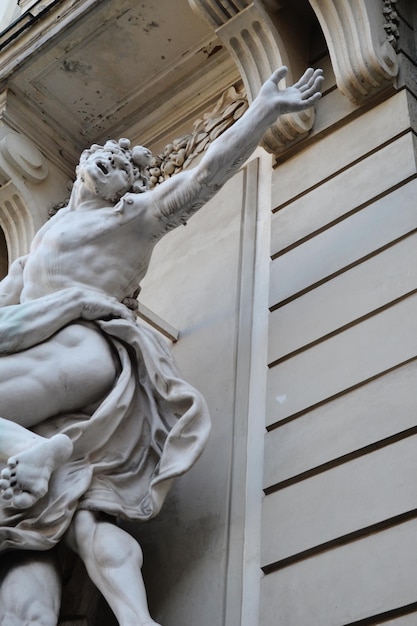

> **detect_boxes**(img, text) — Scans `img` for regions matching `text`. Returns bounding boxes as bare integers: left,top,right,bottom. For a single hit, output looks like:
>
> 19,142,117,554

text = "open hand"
258,66,324,118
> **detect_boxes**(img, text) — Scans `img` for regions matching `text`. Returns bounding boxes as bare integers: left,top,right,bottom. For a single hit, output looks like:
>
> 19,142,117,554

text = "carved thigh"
0,323,118,427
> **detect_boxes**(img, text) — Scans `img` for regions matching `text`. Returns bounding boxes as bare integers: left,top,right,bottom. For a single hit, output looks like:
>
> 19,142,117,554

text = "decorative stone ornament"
190,0,400,140
0,130,48,183
148,85,248,186
382,0,400,49
190,0,317,154
304,0,399,103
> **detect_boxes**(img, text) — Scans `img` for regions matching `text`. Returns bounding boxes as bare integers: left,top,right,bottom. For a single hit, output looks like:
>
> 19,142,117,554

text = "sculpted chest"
32,209,155,281
44,210,119,251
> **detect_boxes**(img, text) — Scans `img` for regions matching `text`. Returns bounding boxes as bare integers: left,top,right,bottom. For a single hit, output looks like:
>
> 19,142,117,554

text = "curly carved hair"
78,138,153,194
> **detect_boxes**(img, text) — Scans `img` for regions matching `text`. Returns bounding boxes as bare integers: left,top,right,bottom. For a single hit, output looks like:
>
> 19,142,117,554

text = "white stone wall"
262,61,417,626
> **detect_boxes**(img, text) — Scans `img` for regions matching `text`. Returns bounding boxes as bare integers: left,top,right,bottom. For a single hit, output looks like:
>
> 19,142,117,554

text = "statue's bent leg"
0,550,61,626
0,323,119,508
67,511,161,626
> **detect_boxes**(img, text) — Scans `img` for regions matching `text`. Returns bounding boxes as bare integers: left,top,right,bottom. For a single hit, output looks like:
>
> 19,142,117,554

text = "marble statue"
0,67,323,626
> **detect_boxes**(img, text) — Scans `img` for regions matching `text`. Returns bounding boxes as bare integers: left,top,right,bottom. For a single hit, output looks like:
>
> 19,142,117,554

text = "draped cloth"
0,318,211,553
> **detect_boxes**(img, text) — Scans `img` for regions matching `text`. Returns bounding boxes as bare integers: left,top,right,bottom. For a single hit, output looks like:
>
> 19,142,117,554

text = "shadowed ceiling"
0,0,238,158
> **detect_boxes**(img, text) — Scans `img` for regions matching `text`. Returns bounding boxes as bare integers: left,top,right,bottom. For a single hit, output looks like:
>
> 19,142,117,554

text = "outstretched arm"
141,67,323,234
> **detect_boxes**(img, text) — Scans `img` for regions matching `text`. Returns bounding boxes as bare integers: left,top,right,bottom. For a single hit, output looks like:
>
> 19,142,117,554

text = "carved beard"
93,183,125,204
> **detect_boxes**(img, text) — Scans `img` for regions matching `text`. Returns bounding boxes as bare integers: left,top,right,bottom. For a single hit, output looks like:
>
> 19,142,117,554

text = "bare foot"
0,434,73,509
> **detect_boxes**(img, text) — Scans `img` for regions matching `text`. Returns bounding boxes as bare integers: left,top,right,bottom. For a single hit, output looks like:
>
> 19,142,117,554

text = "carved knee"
70,510,143,570
91,523,143,571
67,510,97,558
101,526,143,569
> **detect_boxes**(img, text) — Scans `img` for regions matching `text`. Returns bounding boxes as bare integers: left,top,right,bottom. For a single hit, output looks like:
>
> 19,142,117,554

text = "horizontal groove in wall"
400,61,417,102
266,355,417,432
397,7,414,32
320,83,337,98
269,226,417,364
264,358,417,490
261,508,417,575
399,50,417,69
269,226,417,313
271,173,417,261
264,425,417,495
268,286,417,368
342,602,417,626
271,129,412,216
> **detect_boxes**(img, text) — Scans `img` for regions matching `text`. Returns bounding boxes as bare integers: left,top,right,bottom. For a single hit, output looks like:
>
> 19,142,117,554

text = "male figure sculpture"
0,67,323,625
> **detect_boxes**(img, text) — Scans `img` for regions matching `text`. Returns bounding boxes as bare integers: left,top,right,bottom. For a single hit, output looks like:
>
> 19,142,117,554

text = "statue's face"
78,148,134,202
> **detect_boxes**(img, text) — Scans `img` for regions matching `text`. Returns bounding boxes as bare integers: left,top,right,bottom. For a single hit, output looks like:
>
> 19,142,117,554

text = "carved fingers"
295,67,324,103
80,294,135,322
268,66,289,86
261,66,324,117
279,68,323,113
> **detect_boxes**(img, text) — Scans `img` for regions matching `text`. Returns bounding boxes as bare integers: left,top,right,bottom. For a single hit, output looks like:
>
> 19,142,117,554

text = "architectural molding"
308,0,399,103
0,180,35,261
190,0,400,119
189,0,316,154
382,0,400,49
0,129,48,184
0,0,100,74
0,113,43,258
0,95,71,260
0,88,76,177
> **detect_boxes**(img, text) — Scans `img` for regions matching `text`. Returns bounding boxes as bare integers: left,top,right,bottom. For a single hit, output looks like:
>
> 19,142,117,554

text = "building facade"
0,1,416,625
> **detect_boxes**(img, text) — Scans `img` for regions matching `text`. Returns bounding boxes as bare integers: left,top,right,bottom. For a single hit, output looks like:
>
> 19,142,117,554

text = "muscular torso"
20,202,159,303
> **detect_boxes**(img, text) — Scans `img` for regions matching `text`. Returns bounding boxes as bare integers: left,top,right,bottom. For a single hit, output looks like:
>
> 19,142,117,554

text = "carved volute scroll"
189,0,316,154
0,129,43,260
308,0,399,103
0,181,35,262
0,92,51,261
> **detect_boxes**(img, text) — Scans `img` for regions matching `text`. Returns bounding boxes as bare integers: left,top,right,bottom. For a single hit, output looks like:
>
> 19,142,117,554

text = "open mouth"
97,161,109,175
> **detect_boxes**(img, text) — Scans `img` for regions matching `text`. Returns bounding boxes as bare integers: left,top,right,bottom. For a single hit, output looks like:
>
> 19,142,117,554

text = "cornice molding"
308,0,398,103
